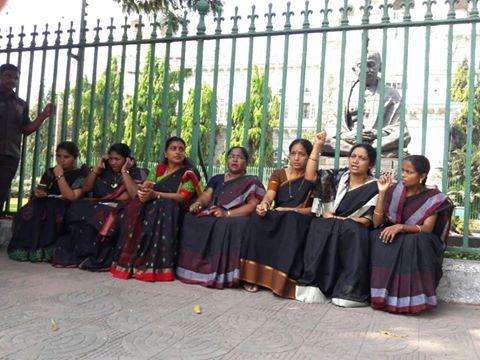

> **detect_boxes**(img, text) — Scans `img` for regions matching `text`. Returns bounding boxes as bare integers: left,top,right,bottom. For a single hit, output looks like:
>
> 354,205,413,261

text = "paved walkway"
0,251,479,360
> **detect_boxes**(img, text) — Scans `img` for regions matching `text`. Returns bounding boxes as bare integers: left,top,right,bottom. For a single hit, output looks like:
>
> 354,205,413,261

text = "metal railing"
1,0,480,253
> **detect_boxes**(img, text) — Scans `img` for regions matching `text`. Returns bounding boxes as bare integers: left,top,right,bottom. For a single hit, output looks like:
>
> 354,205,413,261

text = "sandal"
243,283,259,293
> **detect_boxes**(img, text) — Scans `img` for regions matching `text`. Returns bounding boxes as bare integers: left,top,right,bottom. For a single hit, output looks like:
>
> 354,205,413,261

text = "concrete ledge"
437,258,480,304
1,219,479,304
0,219,11,248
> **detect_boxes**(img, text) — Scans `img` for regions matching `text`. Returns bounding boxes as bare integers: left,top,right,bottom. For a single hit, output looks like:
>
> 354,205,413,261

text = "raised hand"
40,103,54,119
95,154,109,173
315,130,327,148
122,157,134,172
53,164,64,177
377,174,394,194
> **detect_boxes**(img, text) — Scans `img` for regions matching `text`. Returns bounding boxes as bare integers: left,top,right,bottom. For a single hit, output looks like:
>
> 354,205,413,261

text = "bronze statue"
322,51,410,157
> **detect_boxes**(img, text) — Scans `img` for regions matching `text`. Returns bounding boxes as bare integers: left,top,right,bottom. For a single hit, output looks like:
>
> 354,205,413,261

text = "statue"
322,51,410,157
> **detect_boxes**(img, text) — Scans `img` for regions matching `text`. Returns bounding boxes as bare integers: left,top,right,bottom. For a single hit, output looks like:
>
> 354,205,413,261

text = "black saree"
111,165,199,282
8,167,85,262
240,172,314,299
177,174,265,288
52,167,145,270
296,178,378,304
370,183,454,314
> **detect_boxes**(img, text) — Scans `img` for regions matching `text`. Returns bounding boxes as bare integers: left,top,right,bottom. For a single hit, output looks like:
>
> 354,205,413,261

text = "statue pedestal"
318,156,398,174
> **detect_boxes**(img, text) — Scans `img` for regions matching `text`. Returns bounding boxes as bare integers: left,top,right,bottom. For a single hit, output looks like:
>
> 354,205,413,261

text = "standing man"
0,63,53,216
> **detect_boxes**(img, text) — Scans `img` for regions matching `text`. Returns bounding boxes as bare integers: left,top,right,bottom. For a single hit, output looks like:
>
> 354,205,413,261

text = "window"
218,98,226,121
283,103,289,119
303,103,311,119
386,82,403,90
310,104,317,120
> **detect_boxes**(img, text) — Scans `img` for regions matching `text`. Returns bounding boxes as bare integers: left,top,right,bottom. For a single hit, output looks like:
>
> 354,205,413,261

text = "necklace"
110,173,122,188
288,178,305,199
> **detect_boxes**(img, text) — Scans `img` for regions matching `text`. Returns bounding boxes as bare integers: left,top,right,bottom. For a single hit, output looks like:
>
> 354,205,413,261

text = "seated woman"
176,147,265,288
370,155,453,314
52,143,145,270
295,132,379,307
8,141,85,262
240,139,315,298
111,136,201,282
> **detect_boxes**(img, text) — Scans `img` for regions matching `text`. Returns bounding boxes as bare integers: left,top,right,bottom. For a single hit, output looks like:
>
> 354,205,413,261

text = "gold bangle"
373,210,384,216
416,225,422,233
308,157,318,161
121,169,130,174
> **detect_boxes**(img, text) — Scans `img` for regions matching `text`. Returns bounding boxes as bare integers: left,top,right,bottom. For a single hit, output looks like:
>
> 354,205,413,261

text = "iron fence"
1,0,480,253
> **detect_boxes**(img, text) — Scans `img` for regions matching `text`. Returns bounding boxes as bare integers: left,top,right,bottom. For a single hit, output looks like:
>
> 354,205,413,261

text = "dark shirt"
206,174,225,191
0,90,30,158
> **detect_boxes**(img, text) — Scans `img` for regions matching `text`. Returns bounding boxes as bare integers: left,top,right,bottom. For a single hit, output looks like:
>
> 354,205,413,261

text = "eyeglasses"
227,154,246,160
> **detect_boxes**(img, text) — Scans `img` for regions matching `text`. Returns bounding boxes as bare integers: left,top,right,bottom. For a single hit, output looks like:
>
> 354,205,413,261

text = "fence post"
86,20,101,166
296,1,312,138
276,2,294,167
375,0,392,176
224,7,240,154
208,9,224,178
462,0,479,249
60,22,74,142
258,3,275,182
242,5,258,148
100,18,115,155
159,17,173,160
72,19,88,145
334,1,351,169
144,15,157,165
176,11,190,137
355,0,372,142
315,1,332,134
45,23,62,170
442,0,457,193
117,17,130,146
190,0,209,164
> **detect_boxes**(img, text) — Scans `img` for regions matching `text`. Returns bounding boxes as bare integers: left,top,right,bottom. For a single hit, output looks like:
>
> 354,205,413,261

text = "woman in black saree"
8,142,85,262
176,147,265,288
240,139,315,298
111,136,201,282
52,143,145,270
295,132,378,307
370,155,453,314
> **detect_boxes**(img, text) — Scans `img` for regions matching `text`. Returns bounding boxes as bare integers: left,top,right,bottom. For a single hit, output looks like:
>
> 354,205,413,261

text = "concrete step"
0,219,11,248
1,219,479,305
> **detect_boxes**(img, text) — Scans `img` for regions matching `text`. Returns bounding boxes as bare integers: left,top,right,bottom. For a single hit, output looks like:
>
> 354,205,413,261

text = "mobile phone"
103,158,111,170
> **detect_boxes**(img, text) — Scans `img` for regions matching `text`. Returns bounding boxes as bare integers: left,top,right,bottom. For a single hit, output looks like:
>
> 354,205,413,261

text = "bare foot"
243,283,259,293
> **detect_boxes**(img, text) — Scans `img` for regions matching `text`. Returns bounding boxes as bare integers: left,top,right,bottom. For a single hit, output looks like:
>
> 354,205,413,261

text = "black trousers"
0,155,20,213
